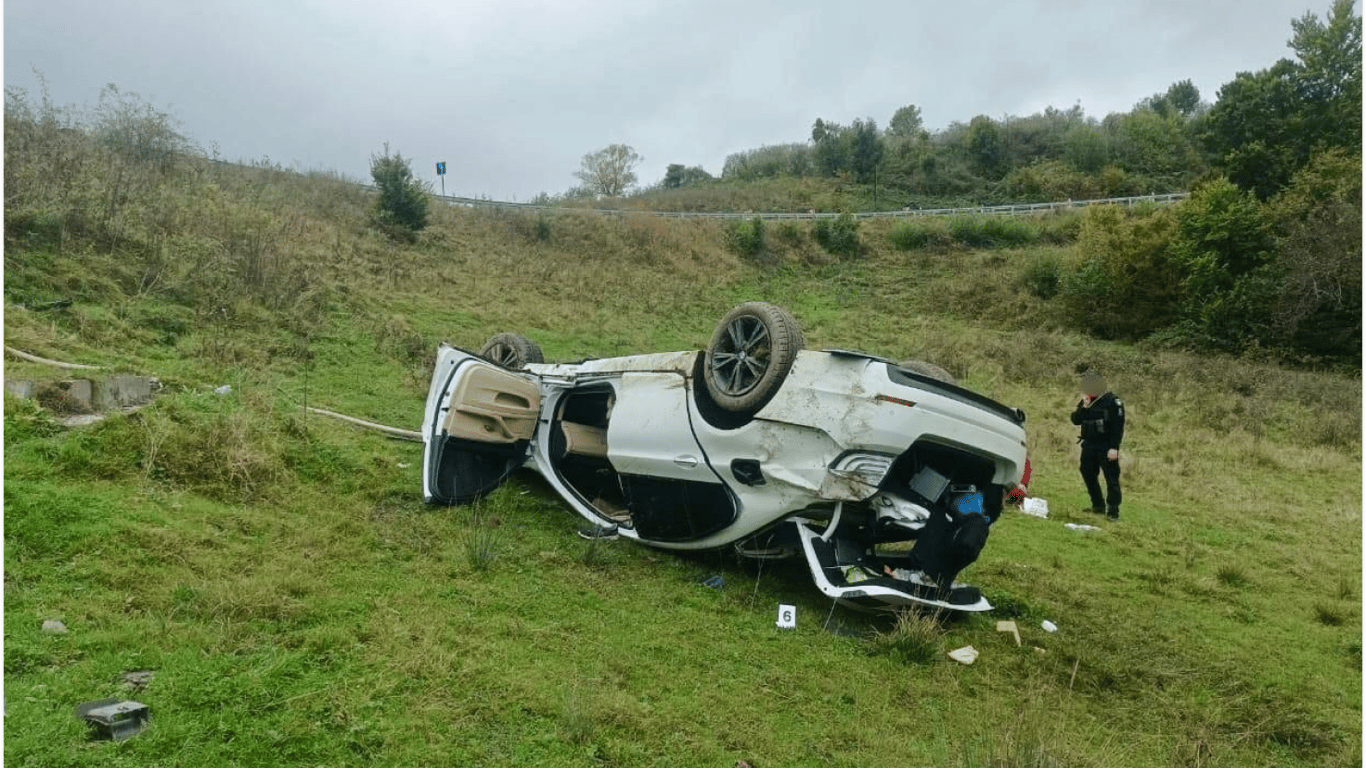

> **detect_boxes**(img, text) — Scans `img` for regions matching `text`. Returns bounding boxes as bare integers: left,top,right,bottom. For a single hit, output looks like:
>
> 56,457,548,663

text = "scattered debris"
214,384,233,395
76,698,150,741
947,646,979,665
1041,620,1058,633
122,670,154,690
1020,497,1049,518
41,620,67,634
700,574,725,589
31,298,74,312
995,620,1021,645
1064,523,1101,532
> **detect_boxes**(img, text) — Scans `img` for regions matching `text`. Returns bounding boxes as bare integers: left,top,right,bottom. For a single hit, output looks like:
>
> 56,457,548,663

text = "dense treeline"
662,2,1359,216
667,1,1361,363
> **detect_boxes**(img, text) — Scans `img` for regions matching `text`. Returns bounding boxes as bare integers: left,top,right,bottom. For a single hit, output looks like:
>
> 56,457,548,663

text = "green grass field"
4,182,1361,766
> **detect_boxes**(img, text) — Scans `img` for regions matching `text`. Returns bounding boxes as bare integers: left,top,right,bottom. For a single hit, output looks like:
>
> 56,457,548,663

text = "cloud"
4,0,1321,199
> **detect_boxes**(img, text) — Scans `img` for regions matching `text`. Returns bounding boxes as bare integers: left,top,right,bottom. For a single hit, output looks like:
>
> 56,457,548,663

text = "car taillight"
830,453,894,487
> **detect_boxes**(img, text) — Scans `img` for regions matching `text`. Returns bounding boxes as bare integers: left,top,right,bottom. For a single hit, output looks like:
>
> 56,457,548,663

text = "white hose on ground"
5,346,104,370
306,407,422,441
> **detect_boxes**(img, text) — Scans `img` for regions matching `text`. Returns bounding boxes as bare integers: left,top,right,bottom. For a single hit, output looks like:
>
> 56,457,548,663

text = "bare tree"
574,144,641,197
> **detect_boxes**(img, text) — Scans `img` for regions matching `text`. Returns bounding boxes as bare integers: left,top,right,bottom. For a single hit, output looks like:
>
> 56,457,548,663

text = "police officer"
1070,369,1124,520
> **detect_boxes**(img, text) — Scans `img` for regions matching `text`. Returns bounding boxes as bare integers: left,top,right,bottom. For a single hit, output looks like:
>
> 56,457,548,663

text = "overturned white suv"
422,302,1029,611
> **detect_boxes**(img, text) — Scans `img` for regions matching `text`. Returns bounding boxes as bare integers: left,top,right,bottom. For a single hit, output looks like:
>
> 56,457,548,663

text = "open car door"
423,348,540,504
791,519,992,612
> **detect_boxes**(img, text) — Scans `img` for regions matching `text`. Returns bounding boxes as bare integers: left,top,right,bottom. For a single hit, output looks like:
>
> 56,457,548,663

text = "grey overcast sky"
3,0,1329,201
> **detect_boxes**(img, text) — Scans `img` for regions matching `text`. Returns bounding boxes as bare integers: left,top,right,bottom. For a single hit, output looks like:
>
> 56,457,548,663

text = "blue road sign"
436,162,446,175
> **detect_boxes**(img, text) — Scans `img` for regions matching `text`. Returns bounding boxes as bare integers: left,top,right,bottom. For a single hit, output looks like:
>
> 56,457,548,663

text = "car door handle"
673,455,700,469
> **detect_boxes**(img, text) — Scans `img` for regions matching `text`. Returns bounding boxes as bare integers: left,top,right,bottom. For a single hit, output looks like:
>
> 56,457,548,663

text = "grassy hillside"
4,153,1361,767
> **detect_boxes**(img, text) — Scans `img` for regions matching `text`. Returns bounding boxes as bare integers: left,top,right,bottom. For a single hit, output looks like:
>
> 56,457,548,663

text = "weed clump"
1215,564,1250,590
888,218,951,250
868,609,945,664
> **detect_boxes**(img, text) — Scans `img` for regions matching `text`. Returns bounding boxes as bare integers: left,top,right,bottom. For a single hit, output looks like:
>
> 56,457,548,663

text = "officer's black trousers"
1079,447,1122,512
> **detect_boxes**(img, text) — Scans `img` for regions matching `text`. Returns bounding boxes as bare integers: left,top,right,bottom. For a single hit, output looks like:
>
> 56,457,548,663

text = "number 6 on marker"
776,604,796,628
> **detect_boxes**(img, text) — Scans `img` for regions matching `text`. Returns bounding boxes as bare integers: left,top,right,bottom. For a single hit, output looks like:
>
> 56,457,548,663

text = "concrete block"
4,380,36,399
94,375,158,409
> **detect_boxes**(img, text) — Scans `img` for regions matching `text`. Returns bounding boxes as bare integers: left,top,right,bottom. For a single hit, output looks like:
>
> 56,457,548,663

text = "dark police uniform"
1071,392,1125,518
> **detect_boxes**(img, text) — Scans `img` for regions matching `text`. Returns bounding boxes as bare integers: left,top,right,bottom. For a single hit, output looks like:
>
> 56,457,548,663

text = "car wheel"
899,359,956,385
480,333,544,369
704,302,804,413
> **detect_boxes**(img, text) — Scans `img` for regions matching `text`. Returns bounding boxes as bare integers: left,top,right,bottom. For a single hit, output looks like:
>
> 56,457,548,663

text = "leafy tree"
1267,149,1362,358
369,144,430,236
1168,178,1277,348
1109,107,1197,180
1064,123,1109,173
965,115,1006,179
1199,0,1361,198
848,118,884,184
662,163,713,188
1289,0,1362,147
575,144,641,197
1165,79,1202,117
722,144,810,180
1200,61,1309,198
887,105,924,138
811,118,848,177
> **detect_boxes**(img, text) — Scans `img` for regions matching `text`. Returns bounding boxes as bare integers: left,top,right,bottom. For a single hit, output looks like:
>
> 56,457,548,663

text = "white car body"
422,342,1028,611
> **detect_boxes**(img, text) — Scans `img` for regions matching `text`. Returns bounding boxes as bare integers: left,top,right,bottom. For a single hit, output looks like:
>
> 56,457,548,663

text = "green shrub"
813,211,861,257
370,144,430,238
1167,178,1277,350
1058,205,1181,340
1021,253,1063,299
1035,211,1084,244
946,215,1038,248
771,220,804,247
888,219,951,250
725,215,766,258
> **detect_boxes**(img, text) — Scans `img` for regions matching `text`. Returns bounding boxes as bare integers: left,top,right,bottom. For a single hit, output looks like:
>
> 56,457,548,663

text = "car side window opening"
550,386,629,520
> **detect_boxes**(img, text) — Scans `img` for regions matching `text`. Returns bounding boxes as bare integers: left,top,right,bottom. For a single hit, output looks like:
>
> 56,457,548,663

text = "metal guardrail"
426,192,1190,220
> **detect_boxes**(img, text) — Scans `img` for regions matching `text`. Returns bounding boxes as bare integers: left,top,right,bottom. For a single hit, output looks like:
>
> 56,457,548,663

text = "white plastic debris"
1020,497,1049,518
995,620,1021,645
947,646,979,665
1064,523,1101,532
214,385,233,395
41,620,67,634
1041,620,1058,633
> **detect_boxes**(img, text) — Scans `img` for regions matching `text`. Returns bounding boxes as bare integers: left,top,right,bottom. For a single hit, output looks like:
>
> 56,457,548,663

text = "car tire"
899,359,956,385
704,302,804,413
480,333,544,370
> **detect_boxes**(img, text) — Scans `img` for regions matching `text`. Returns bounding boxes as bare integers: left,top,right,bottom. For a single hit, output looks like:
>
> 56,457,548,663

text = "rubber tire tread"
480,332,544,370
704,301,804,414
